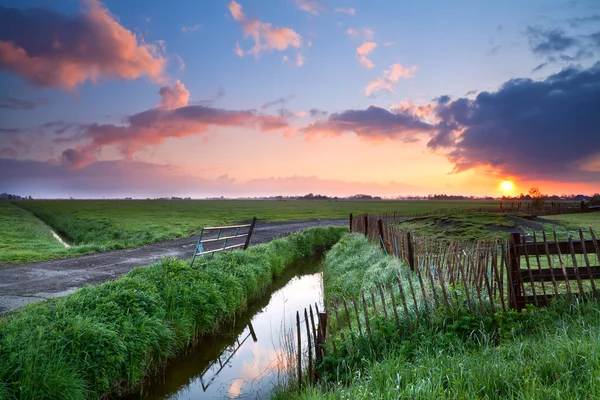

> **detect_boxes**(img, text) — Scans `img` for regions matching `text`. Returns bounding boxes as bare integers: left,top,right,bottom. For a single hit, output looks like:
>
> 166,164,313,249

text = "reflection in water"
128,256,323,399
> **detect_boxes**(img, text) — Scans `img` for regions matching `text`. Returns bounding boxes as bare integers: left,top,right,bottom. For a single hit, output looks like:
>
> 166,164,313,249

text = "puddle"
125,255,324,399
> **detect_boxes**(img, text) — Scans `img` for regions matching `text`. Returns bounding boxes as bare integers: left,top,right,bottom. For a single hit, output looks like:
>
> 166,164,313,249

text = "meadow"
0,202,101,265
275,234,600,399
392,211,600,242
3,199,502,265
2,199,596,265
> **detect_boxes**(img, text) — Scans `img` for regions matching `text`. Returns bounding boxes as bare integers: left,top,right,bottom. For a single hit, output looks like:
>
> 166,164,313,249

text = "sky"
0,0,599,198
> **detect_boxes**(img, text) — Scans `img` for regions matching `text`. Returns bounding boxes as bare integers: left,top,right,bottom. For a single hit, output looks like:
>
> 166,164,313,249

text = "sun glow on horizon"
500,180,515,194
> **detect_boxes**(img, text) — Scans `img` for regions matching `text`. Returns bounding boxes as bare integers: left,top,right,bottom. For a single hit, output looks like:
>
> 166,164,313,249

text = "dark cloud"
525,26,599,66
260,95,294,110
489,44,502,55
428,63,600,182
526,26,578,55
568,15,600,27
309,108,328,118
40,121,75,135
0,127,25,134
532,62,548,72
302,105,434,142
0,97,48,110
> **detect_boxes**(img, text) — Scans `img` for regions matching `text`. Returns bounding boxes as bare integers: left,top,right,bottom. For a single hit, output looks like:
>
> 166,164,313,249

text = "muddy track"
0,219,347,312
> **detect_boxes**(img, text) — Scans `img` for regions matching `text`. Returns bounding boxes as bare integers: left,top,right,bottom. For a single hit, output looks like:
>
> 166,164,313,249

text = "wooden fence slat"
579,229,598,298
309,306,317,349
304,309,313,383
568,236,586,300
517,240,597,256
387,282,403,332
296,311,302,387
403,269,421,325
351,296,363,335
361,292,372,337
523,266,600,281
332,301,346,342
590,228,600,265
481,245,496,314
542,231,561,298
531,232,550,301
396,276,415,327
378,284,389,321
522,234,539,307
473,246,486,316
552,231,573,301
414,260,429,317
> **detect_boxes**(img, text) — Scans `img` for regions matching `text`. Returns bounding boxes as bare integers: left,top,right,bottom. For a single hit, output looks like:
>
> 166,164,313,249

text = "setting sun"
500,180,515,194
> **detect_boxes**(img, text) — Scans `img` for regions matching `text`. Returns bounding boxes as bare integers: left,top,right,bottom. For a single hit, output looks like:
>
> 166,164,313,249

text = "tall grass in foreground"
275,233,600,399
0,226,345,400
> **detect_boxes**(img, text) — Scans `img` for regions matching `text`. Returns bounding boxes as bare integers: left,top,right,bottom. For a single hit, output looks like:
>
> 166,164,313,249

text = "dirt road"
0,219,346,312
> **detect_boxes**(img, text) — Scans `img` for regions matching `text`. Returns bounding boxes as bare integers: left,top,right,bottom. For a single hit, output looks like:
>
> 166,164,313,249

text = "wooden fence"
290,215,599,386
349,213,600,312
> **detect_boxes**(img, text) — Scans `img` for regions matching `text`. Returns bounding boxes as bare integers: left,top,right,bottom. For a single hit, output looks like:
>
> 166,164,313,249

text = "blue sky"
0,0,599,197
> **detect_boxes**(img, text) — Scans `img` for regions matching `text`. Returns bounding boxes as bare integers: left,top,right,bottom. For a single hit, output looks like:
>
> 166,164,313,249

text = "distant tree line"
0,193,32,200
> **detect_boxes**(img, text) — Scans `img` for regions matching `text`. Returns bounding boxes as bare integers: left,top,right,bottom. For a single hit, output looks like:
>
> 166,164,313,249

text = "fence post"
349,213,353,232
243,217,258,250
363,214,369,237
407,232,415,271
316,312,328,364
377,219,385,249
296,311,302,387
508,232,524,310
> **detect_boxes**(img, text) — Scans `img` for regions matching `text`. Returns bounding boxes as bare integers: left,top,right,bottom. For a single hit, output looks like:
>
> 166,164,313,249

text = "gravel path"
0,219,347,312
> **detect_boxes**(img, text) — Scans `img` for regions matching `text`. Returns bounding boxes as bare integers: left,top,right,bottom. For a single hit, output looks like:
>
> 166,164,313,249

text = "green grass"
393,211,600,242
284,301,600,399
274,233,600,400
4,199,501,264
545,212,600,231
0,202,101,266
0,226,346,399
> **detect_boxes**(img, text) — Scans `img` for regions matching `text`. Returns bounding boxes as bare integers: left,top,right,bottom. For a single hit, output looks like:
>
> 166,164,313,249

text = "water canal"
126,255,324,399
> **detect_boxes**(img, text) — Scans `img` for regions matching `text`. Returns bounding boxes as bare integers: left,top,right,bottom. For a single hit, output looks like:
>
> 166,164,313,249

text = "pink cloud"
365,63,418,96
296,53,306,67
228,1,302,58
158,80,190,110
346,27,375,41
59,83,290,168
0,0,167,90
295,0,326,15
356,42,377,69
391,101,436,120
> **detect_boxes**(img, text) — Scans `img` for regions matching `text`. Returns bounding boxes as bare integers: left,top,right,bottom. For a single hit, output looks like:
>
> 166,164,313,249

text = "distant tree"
529,187,545,209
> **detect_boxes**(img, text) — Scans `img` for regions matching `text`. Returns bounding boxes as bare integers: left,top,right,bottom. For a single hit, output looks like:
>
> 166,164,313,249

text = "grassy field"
4,199,597,265
276,234,600,399
393,211,600,242
2,199,499,265
0,226,345,399
0,202,100,265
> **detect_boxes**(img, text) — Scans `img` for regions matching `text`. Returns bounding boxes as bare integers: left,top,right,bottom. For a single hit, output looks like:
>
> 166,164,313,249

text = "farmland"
2,199,597,265
3,199,500,265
